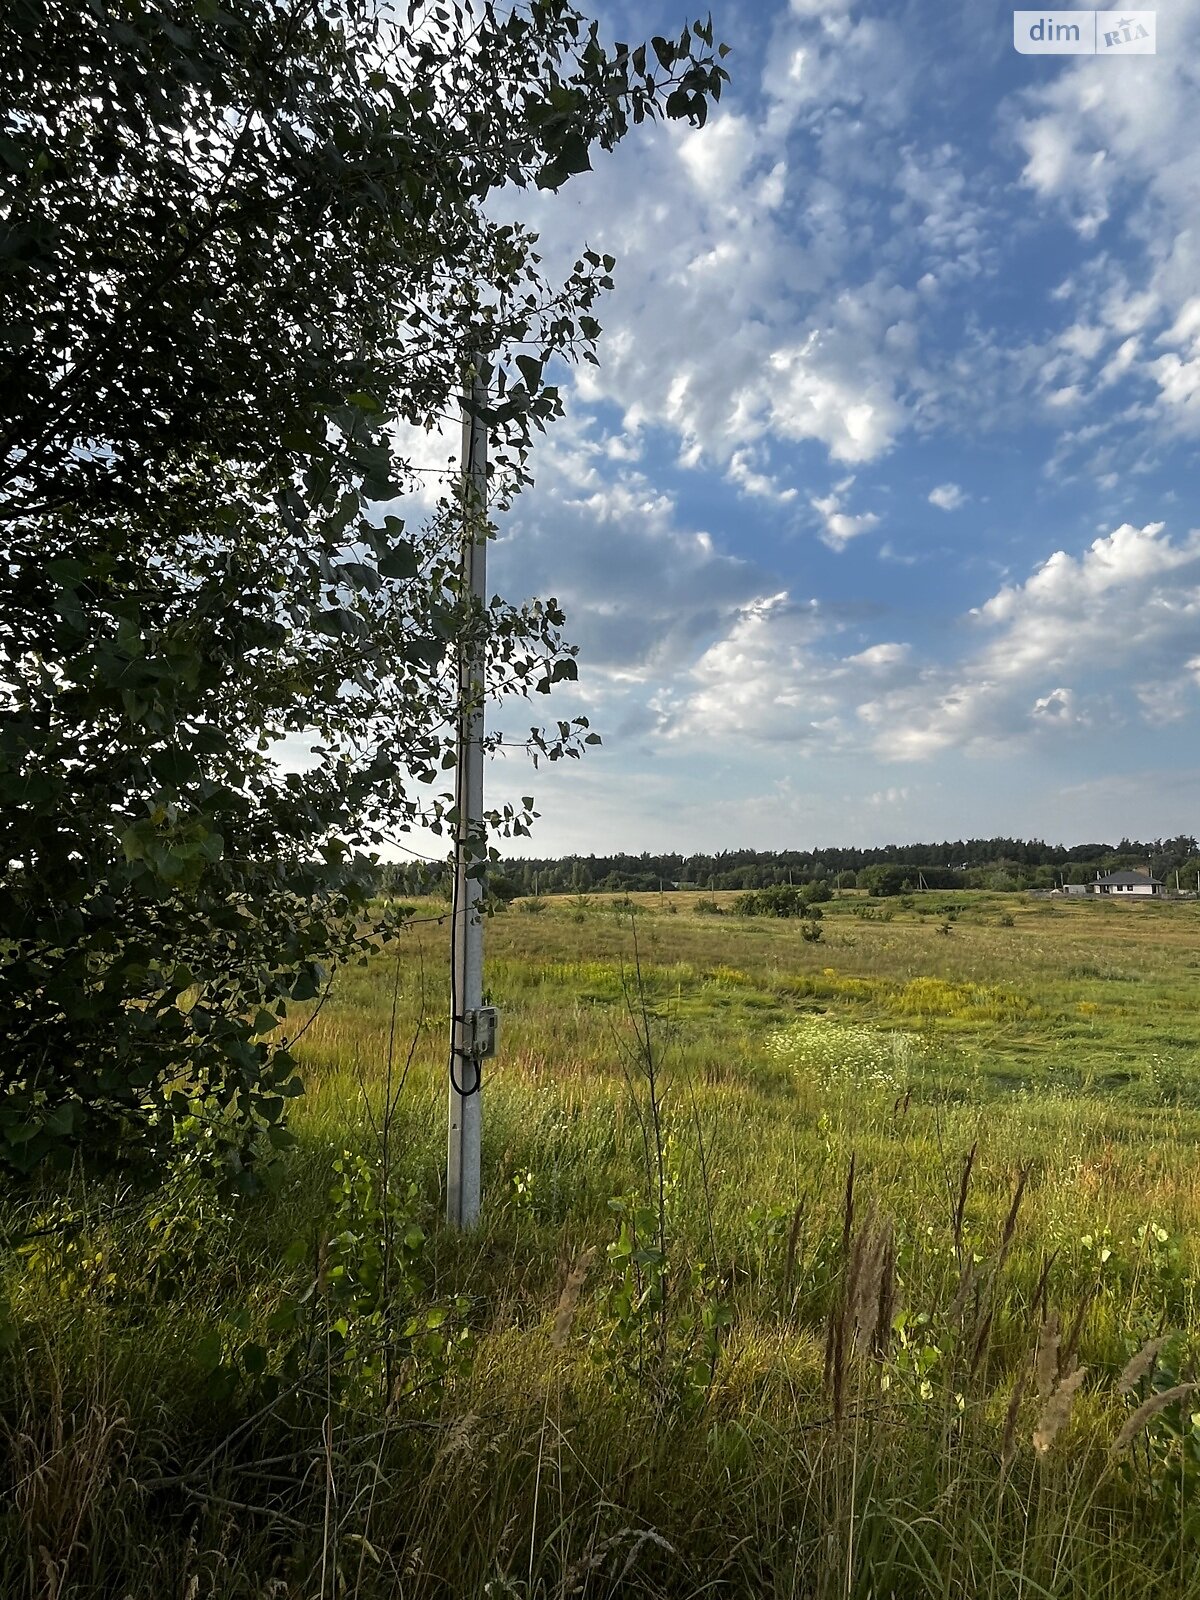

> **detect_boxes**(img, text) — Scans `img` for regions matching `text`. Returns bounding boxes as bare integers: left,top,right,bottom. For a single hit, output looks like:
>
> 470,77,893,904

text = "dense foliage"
0,0,728,1176
731,883,828,918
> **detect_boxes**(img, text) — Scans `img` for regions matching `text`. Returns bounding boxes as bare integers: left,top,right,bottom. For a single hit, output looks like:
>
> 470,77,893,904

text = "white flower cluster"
1144,1051,1196,1104
765,1016,925,1093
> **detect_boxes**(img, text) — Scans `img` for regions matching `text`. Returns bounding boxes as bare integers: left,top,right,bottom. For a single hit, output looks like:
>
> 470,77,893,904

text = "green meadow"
6,889,1200,1598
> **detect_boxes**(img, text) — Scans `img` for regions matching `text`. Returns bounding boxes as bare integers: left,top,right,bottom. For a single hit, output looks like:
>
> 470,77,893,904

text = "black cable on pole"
449,1031,481,1098
448,369,483,1108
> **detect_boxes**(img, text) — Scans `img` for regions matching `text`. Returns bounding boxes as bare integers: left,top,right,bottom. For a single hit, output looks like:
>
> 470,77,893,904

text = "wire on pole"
446,353,490,1229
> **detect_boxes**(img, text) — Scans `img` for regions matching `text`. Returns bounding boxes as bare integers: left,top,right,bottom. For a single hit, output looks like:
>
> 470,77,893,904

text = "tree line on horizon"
377,835,1200,898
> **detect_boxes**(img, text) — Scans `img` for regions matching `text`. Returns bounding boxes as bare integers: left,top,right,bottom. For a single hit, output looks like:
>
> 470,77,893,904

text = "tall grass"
4,891,1200,1597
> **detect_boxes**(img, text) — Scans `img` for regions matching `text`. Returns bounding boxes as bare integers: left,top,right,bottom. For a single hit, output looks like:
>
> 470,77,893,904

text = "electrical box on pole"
446,356,491,1229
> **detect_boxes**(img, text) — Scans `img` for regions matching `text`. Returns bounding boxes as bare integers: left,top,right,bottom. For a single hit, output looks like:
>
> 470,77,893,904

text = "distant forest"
377,835,1200,898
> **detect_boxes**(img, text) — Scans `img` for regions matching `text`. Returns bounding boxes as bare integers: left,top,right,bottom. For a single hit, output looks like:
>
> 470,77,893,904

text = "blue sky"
411,0,1200,854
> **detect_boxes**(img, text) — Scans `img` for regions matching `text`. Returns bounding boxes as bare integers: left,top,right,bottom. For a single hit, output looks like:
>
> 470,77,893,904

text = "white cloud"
1045,384,1083,410
678,113,755,200
728,447,798,503
1059,323,1106,361
650,520,1200,766
879,540,920,566
398,2,1200,860
653,598,921,751
1031,686,1078,723
928,482,966,511
866,522,1200,759
492,408,769,688
767,316,912,462
1009,6,1200,440
499,2,1001,493
891,144,994,284
1135,678,1191,724
387,417,461,510
656,592,844,744
975,522,1196,619
811,484,880,549
848,642,910,669
1098,336,1140,388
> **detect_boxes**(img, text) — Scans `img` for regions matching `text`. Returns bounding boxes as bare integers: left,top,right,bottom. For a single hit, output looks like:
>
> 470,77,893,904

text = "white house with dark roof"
1093,870,1163,897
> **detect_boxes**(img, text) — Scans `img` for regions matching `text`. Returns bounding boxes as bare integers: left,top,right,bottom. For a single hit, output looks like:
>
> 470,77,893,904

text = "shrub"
733,886,824,919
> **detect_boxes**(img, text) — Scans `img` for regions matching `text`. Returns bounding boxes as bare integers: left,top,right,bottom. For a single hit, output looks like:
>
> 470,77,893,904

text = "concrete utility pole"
446,356,494,1229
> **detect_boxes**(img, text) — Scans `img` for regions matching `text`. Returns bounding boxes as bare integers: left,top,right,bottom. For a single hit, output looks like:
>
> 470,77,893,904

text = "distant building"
1050,870,1165,898
1093,870,1163,897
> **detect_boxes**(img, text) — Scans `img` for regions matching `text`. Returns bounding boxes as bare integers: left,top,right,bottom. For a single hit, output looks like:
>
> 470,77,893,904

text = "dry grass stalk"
1030,1250,1059,1321
952,1141,977,1259
823,1303,844,1424
550,1247,596,1349
1112,1383,1195,1454
969,1307,995,1378
873,1222,898,1360
1032,1365,1086,1456
830,1214,869,1420
8,1398,130,1590
826,1207,897,1419
783,1197,806,1303
433,1410,479,1468
1000,1362,1028,1472
848,1205,881,1349
949,1257,975,1325
823,1301,837,1390
842,1153,856,1259
857,1217,895,1358
1116,1335,1166,1394
827,1207,866,1421
1034,1313,1060,1401
994,1162,1032,1273
963,1165,1030,1380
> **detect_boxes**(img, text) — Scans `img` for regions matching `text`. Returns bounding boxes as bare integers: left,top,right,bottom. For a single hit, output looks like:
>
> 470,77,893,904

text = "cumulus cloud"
648,521,1200,766
655,592,844,744
928,482,966,511
863,522,1200,759
499,0,1019,499
728,447,798,504
811,482,880,548
848,642,910,670
677,112,756,200
1009,3,1200,441
455,3,1200,852
654,598,919,751
492,409,769,685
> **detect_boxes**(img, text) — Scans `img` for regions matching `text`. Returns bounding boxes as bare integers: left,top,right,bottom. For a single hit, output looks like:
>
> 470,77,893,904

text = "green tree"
0,0,728,1177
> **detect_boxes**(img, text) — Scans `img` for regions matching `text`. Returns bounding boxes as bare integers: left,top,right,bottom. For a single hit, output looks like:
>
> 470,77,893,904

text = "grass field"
5,889,1200,1598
